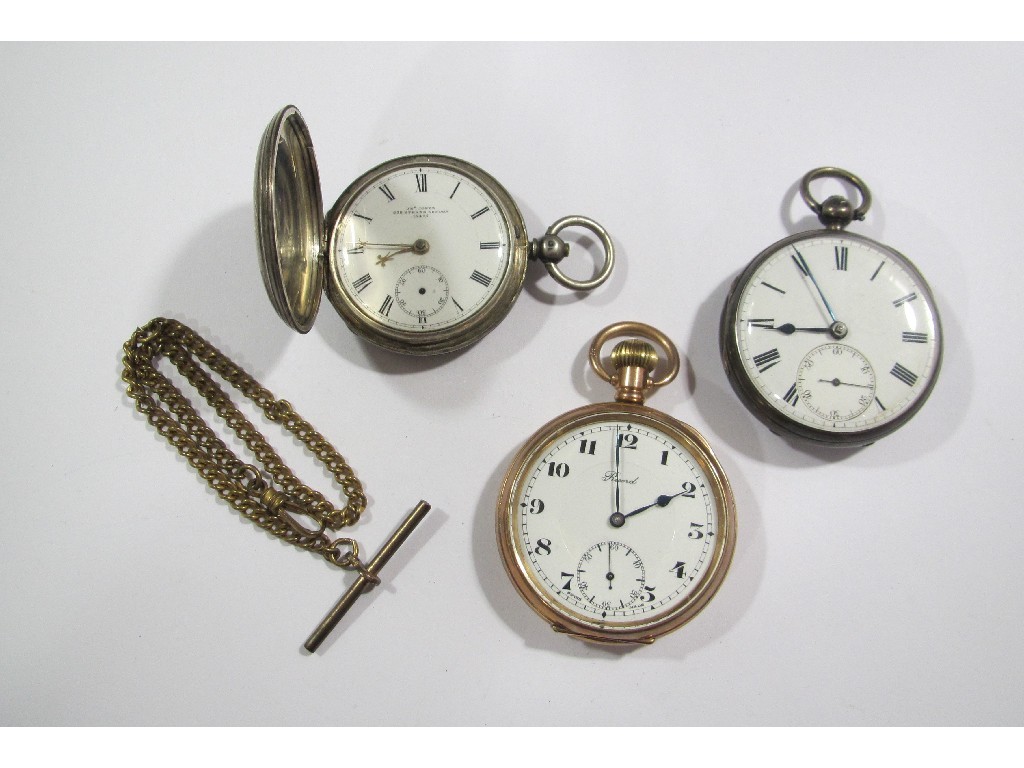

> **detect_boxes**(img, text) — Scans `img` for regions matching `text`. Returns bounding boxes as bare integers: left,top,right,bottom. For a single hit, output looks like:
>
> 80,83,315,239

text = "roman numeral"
470,270,492,288
761,281,786,294
415,173,427,192
753,348,781,373
480,241,500,250
893,292,918,308
835,246,848,271
748,318,775,329
783,383,799,406
902,331,928,343
379,184,396,202
890,362,919,387
352,273,372,293
470,206,490,220
378,295,394,316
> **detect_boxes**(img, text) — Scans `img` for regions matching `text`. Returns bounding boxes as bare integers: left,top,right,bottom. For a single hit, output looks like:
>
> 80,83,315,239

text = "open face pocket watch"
496,322,737,645
720,168,943,446
254,105,615,355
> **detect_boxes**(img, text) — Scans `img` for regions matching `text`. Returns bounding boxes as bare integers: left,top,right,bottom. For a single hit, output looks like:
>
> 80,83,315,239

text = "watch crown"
817,194,857,229
611,339,658,371
610,339,658,404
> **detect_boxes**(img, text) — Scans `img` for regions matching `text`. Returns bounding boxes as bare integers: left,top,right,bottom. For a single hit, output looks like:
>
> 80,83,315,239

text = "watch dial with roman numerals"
497,405,736,644
722,231,942,445
325,158,518,347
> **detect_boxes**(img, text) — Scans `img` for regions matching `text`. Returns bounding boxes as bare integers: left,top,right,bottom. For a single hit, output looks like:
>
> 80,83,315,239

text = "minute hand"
792,248,838,324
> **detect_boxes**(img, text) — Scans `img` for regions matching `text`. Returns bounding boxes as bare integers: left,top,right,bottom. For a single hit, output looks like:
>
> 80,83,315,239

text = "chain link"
121,318,367,567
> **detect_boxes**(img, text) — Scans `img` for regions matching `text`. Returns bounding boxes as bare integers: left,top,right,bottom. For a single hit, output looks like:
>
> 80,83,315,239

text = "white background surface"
1,42,1022,727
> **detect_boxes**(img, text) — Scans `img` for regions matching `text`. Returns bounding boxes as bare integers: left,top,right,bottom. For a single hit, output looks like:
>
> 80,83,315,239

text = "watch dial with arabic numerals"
326,161,515,336
497,405,736,644
723,231,942,445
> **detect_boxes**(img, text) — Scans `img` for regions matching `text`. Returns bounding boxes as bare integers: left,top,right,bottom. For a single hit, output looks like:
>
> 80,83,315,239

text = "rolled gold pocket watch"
720,167,943,446
496,322,737,645
254,105,615,355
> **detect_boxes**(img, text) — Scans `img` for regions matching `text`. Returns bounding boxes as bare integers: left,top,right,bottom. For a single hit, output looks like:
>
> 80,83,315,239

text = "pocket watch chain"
121,317,368,570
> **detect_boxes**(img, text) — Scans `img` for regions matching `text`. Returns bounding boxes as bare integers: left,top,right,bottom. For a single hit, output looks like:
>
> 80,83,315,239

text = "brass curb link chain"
121,317,368,570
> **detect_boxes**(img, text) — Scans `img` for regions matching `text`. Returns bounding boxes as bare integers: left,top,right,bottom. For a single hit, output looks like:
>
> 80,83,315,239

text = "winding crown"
611,339,658,373
610,339,658,404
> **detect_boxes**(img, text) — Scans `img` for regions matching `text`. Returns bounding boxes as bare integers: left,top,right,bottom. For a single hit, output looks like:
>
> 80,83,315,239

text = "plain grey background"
1,42,1021,726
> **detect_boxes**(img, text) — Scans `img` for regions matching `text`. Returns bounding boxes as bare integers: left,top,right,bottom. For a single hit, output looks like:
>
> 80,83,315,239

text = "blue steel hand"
792,247,838,324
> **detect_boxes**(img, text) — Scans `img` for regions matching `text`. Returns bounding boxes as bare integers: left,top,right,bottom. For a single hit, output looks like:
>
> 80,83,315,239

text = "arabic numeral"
547,462,570,478
616,433,638,449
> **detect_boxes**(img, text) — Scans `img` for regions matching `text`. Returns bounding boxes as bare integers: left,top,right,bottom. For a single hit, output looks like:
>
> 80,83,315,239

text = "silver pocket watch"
720,167,942,446
254,106,615,355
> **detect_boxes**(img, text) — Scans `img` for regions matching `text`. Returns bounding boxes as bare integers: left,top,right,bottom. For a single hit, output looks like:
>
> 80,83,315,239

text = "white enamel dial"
727,232,941,443
505,410,732,639
329,164,512,333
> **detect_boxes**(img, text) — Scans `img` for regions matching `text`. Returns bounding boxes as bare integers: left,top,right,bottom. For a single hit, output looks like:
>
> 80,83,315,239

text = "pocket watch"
496,322,737,645
720,167,943,446
254,105,615,355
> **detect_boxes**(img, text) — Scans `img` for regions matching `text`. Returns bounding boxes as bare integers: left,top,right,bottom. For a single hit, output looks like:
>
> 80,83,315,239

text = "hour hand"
773,323,833,335
359,238,430,266
759,321,848,340
609,487,692,528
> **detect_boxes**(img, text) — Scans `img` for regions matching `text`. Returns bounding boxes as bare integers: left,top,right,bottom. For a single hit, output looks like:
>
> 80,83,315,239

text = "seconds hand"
607,545,614,591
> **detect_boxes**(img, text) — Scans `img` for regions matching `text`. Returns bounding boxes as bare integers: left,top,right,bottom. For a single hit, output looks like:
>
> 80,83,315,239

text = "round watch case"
720,168,943,447
496,323,737,645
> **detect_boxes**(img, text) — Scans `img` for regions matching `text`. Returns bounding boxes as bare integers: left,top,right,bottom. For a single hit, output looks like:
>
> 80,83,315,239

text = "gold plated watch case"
496,322,737,645
254,105,614,355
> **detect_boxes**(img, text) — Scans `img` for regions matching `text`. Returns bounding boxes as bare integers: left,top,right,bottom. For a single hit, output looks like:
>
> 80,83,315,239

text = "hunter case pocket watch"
721,167,942,446
254,105,615,355
497,322,736,645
